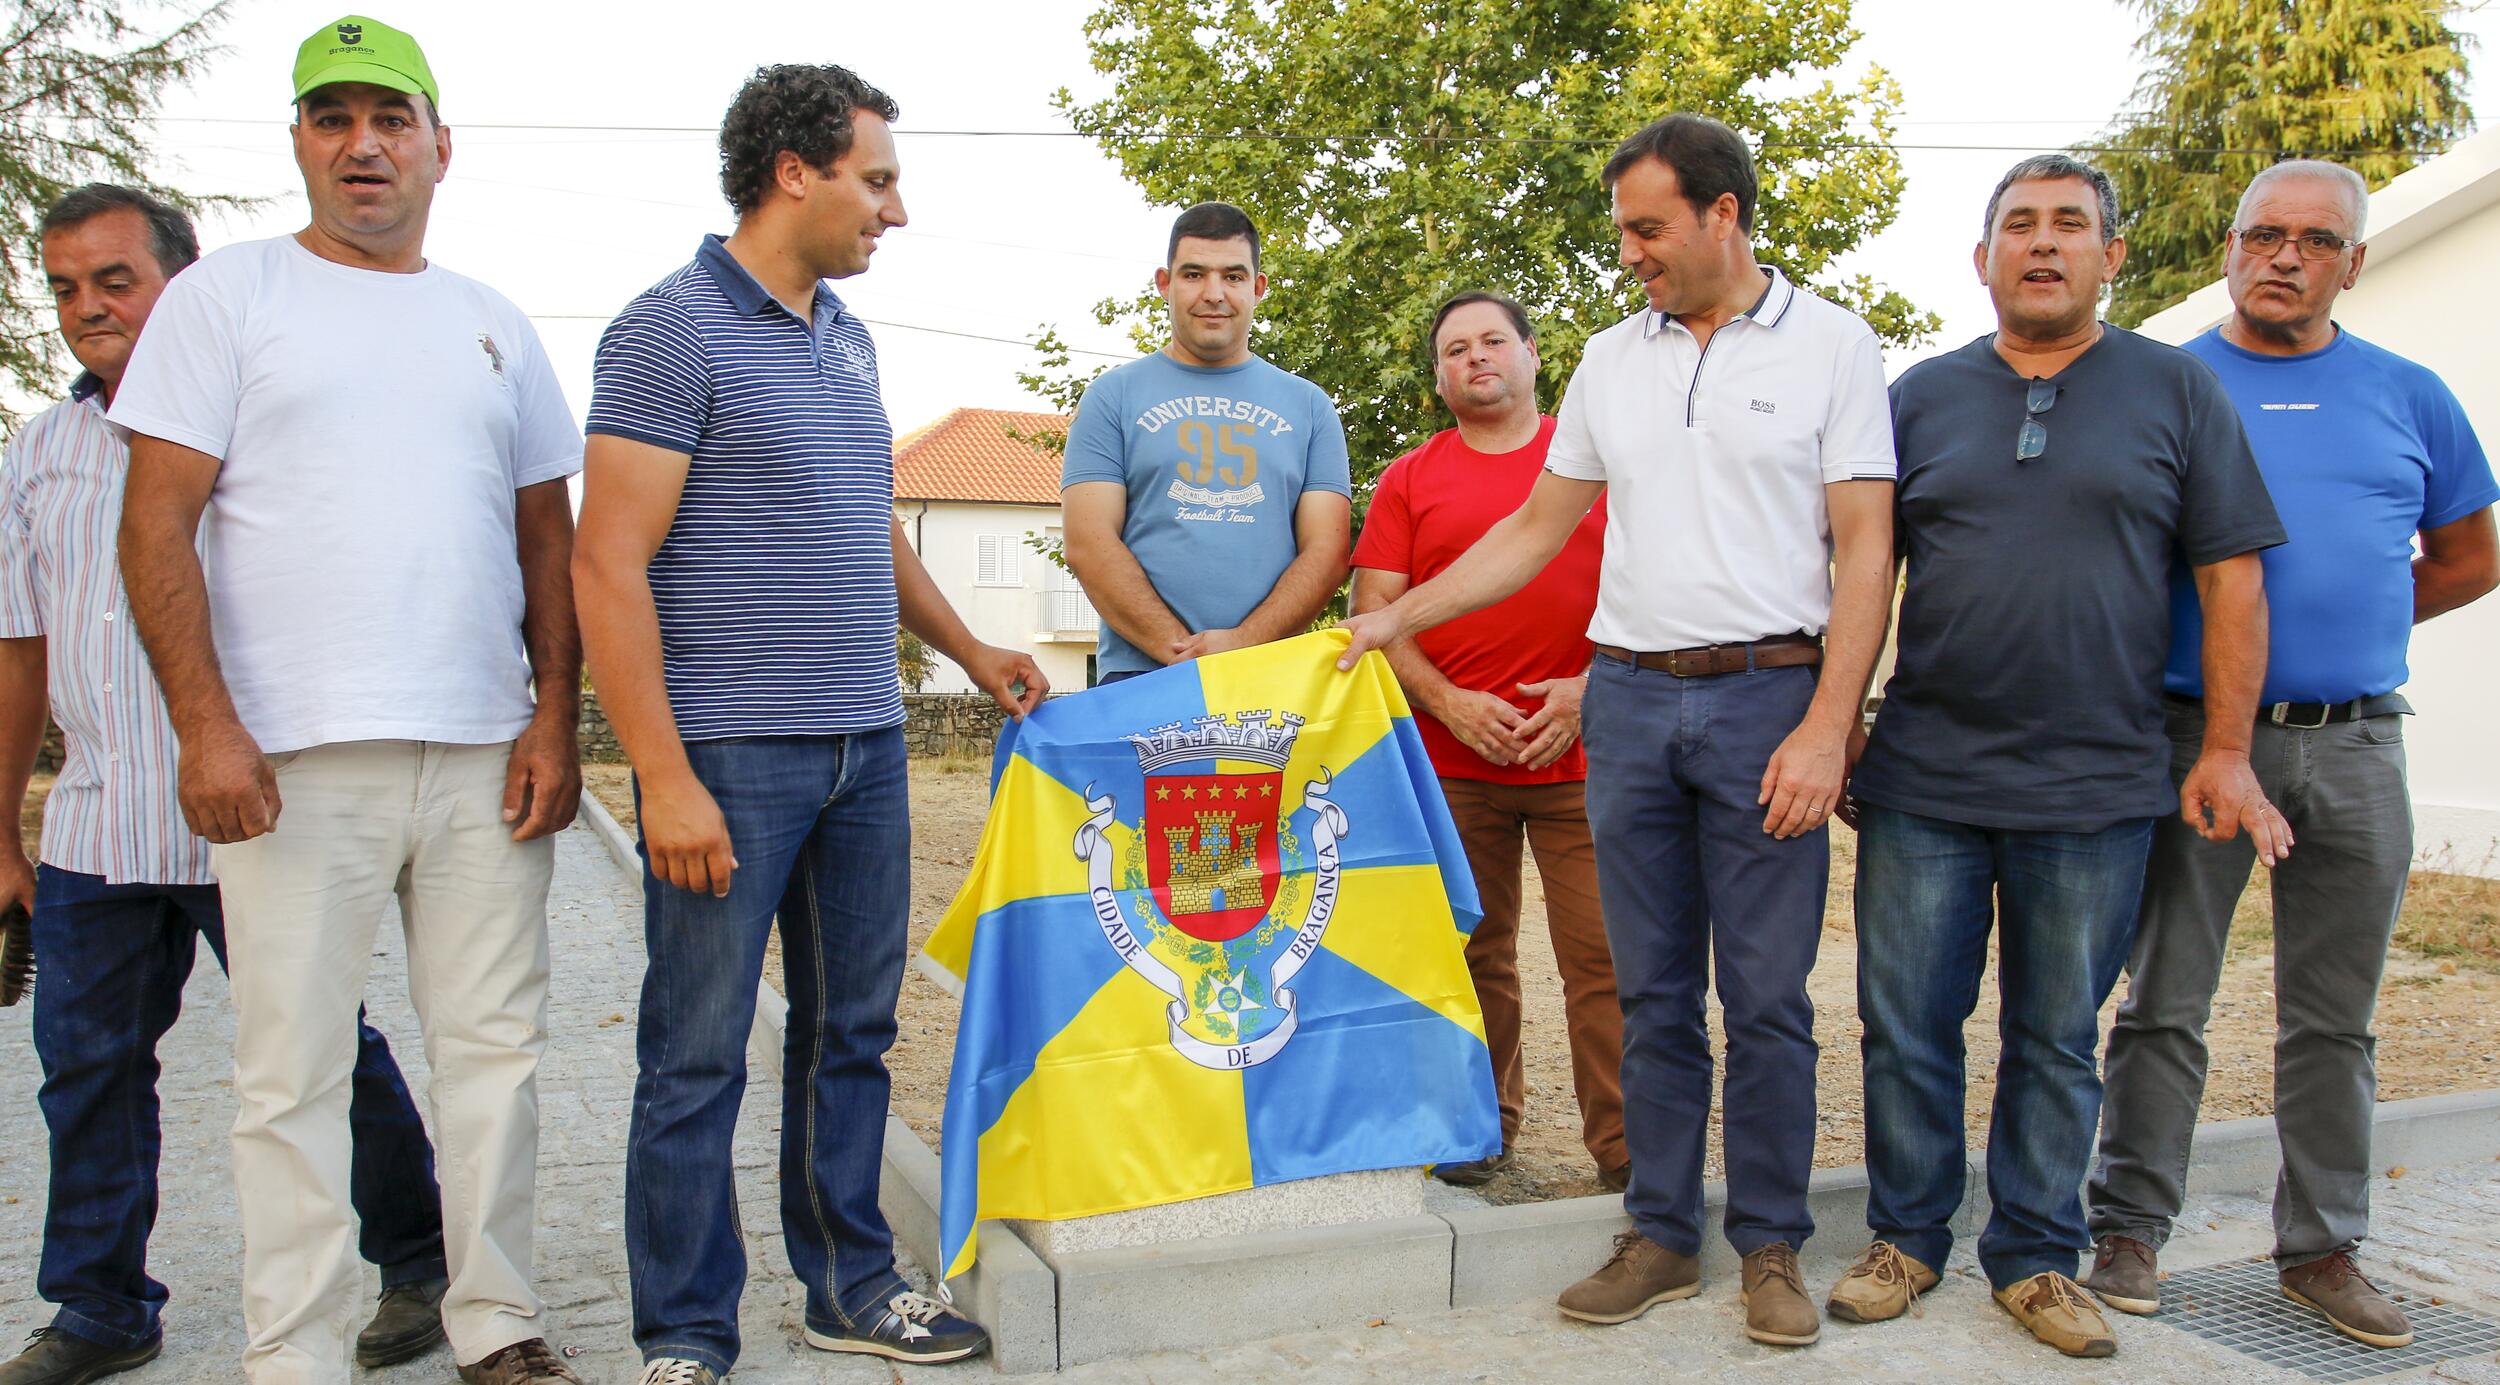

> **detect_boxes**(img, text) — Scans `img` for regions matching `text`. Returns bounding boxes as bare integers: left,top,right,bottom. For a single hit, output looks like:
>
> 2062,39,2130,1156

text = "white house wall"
900,500,1095,699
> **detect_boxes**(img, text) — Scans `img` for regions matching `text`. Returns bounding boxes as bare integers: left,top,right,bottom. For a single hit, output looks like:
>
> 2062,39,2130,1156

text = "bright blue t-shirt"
1061,351,1351,674
2168,327,2498,703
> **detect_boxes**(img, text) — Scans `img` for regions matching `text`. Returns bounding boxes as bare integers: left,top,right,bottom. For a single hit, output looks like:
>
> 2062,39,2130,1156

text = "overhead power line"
525,312,1138,360
122,113,2456,159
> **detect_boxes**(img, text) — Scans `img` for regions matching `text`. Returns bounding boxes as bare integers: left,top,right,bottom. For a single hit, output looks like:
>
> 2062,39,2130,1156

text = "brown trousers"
1440,776,1628,1175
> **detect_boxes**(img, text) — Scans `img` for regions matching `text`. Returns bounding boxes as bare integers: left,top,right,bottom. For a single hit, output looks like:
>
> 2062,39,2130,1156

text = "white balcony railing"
1043,584,1098,634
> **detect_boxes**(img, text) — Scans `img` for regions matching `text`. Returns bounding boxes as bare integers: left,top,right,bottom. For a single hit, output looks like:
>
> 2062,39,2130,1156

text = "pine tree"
2094,0,2471,327
1,1,229,425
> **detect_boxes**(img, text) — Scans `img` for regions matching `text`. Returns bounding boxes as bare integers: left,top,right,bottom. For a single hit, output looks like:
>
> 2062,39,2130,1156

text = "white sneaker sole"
801,1326,984,1364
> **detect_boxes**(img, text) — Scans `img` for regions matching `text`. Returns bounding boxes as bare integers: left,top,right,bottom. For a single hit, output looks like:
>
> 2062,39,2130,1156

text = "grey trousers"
2089,697,2412,1267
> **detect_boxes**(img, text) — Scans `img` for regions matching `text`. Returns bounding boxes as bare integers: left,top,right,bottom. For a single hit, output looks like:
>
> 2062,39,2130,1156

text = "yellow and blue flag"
921,630,1497,1279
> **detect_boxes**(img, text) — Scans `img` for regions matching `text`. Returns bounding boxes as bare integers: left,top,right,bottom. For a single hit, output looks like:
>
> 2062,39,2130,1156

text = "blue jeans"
30,865,444,1349
625,729,913,1375
1582,655,1826,1258
1853,805,2154,1288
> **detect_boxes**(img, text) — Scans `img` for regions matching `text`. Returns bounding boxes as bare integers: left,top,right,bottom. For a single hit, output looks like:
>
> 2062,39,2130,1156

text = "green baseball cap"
291,15,438,107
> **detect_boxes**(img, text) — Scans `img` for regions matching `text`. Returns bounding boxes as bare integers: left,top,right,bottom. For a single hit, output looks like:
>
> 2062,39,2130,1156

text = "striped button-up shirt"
0,374,213,884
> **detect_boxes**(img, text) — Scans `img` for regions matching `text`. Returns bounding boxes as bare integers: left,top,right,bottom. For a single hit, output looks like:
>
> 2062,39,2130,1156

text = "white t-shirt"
109,235,582,753
1544,267,1896,651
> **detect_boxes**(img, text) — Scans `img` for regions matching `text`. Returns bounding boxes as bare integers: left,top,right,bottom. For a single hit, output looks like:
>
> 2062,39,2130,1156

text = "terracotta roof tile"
893,407,1070,506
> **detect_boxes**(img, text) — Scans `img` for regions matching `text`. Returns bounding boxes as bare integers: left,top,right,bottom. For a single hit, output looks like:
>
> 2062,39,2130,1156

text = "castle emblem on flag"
1074,710,1347,1070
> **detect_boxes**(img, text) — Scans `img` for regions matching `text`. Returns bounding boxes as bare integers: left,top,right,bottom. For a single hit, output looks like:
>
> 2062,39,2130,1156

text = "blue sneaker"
803,1290,990,1364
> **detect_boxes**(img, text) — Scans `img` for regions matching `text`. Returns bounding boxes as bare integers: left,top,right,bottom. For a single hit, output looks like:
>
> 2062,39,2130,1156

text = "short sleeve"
0,433,42,638
1301,390,1352,498
106,265,244,459
1350,451,1417,575
1543,356,1606,482
505,315,584,487
1059,373,1128,488
1821,327,1898,483
584,297,710,456
2177,360,2287,566
2415,373,2498,531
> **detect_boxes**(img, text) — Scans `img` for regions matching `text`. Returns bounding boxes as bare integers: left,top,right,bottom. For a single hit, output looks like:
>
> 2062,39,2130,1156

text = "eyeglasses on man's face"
2232,226,2357,261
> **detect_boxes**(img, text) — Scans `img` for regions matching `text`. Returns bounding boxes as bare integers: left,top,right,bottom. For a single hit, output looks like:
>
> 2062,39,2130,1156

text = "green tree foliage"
1,0,229,425
897,627,937,693
2093,0,2471,327
1023,0,1934,504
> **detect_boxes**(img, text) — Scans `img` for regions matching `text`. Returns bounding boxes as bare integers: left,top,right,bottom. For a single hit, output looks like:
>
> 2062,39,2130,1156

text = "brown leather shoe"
1740,1242,1820,1346
1993,1272,2118,1357
2280,1251,2414,1348
1557,1229,1700,1324
1826,1241,1940,1324
2083,1235,2160,1315
1598,1164,1631,1195
458,1339,584,1384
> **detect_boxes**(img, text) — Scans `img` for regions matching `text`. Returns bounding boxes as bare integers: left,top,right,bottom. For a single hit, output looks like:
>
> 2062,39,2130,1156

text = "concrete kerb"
569,800,2500,1369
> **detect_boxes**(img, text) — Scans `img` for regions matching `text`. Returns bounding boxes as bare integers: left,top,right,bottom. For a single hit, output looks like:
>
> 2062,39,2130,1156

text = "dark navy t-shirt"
2166,327,2497,704
1852,327,2287,832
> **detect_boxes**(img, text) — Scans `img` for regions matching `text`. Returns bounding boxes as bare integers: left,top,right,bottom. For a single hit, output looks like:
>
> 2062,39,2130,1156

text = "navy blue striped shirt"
586,236,903,739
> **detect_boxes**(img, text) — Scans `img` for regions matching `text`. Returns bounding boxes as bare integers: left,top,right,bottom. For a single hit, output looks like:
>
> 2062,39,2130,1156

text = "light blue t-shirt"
1061,351,1352,674
2168,327,2498,704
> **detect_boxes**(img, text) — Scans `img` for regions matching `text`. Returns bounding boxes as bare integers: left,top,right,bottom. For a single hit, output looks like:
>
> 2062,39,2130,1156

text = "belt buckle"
2268,701,2332,730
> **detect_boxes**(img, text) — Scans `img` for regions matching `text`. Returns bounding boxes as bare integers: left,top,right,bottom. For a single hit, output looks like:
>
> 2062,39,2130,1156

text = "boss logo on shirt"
1750,398,1777,415
2258,402,2321,411
477,333,506,378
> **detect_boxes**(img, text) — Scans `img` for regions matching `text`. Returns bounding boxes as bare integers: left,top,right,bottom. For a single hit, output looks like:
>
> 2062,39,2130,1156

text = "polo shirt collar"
696,233,844,324
1643,264,1797,339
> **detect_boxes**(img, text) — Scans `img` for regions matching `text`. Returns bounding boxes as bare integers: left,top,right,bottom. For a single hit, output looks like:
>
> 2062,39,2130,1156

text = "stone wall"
30,689,1011,773
584,690,1016,762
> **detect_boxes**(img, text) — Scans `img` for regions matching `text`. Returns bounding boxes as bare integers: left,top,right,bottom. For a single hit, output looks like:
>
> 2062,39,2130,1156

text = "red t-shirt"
1352,417,1605,784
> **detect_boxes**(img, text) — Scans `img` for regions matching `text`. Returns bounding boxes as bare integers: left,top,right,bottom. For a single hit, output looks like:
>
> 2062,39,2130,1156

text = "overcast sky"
43,0,2500,435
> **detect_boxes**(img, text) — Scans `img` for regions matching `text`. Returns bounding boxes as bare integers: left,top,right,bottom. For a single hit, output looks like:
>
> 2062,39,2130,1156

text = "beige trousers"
213,740,554,1384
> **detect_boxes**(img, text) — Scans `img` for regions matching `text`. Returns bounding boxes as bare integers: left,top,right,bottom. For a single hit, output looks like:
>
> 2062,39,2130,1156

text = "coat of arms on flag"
920,631,1498,1280
1078,710,1344,1071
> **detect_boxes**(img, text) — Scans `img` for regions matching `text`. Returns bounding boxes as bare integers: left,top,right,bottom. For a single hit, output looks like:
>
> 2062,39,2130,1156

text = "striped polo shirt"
0,374,213,884
586,236,903,739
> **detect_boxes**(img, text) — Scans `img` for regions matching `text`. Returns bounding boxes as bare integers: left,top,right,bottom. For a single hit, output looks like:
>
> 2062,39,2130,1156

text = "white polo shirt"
1545,266,1895,651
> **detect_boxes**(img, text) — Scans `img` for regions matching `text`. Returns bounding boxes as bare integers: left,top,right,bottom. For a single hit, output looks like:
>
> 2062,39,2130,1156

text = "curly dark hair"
718,64,900,214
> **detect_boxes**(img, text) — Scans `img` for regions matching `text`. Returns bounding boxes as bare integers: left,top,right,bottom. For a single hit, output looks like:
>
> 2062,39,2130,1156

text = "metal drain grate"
2148,1257,2500,1383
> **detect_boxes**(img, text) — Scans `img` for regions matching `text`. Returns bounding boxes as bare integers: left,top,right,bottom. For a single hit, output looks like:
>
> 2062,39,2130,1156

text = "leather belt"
2164,692,2408,729
1593,634,1822,678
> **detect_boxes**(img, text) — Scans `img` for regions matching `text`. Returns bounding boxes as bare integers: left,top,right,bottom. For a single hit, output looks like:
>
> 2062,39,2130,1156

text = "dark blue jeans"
1582,655,1826,1258
625,729,913,1375
1853,805,2155,1288
30,865,445,1349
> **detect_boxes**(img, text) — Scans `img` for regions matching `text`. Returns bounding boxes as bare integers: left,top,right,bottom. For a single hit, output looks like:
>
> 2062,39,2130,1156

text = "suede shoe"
2281,1251,2414,1348
635,1362,717,1385
804,1290,990,1364
457,1338,583,1384
2083,1235,2161,1316
1826,1241,1940,1324
1994,1272,2118,1357
0,1327,162,1385
1431,1146,1516,1187
356,1276,448,1367
1739,1242,1820,1346
1557,1229,1700,1324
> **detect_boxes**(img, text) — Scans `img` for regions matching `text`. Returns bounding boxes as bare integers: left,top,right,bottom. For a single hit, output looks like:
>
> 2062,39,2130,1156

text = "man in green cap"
114,14,589,1385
